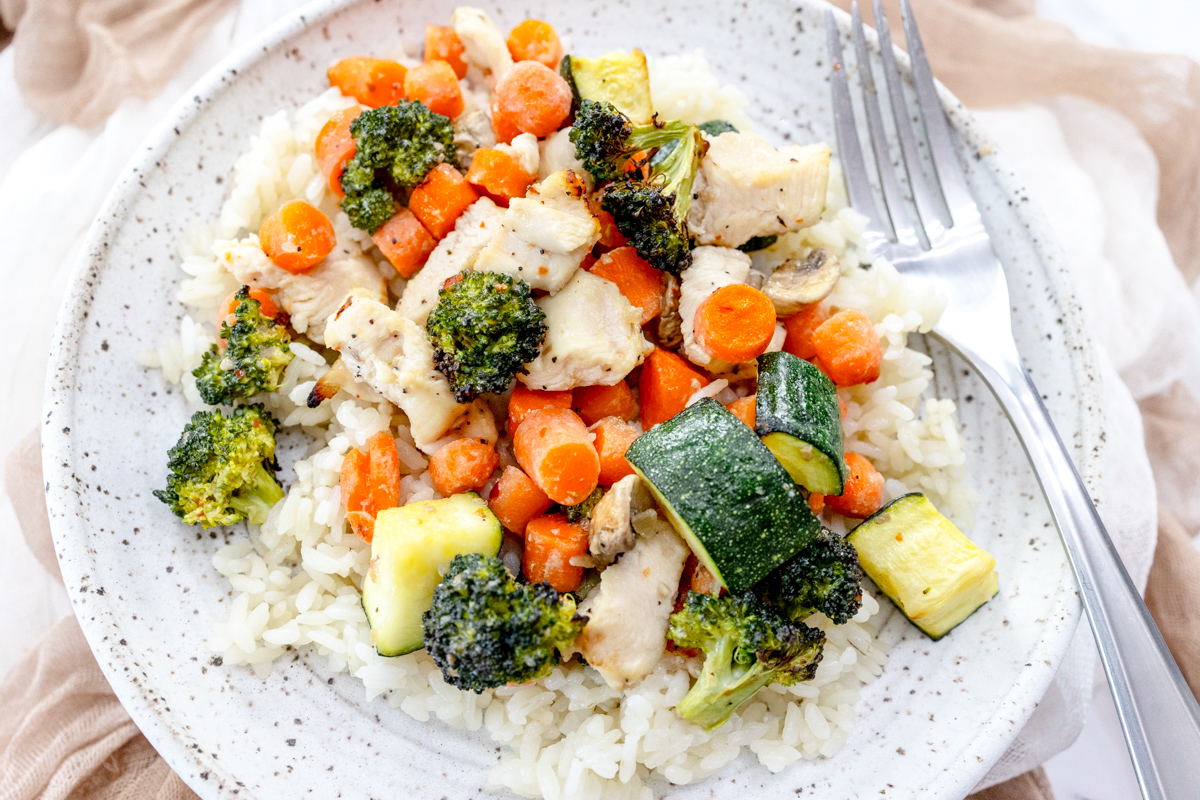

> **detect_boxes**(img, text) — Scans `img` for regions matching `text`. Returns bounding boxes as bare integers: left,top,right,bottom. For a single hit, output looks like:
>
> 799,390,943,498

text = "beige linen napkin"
2,2,1200,799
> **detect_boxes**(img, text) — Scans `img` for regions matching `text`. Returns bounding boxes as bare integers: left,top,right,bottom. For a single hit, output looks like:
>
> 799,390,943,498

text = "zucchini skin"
627,398,820,594
755,352,848,494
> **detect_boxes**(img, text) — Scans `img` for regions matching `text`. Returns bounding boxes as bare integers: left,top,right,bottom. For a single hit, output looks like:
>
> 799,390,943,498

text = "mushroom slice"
762,248,841,316
306,358,353,408
589,474,638,566
657,273,683,349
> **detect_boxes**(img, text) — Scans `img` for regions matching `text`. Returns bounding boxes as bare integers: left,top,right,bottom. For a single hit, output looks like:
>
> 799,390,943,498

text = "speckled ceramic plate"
43,1,1098,798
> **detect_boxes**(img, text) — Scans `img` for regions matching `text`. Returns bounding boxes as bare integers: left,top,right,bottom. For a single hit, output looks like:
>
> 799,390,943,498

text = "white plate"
43,0,1099,797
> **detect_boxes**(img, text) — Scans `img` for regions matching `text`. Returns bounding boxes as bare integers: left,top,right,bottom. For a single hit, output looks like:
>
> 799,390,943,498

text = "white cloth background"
1,1,1198,796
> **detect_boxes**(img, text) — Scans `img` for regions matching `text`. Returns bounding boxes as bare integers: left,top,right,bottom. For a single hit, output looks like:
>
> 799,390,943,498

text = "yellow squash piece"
848,493,998,639
563,50,654,125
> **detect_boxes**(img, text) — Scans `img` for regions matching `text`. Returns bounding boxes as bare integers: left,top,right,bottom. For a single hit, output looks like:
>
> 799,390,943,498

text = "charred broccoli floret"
339,100,455,232
193,287,293,405
568,99,692,182
757,529,864,625
668,590,825,730
153,405,283,529
553,486,604,523
423,553,584,692
426,271,548,402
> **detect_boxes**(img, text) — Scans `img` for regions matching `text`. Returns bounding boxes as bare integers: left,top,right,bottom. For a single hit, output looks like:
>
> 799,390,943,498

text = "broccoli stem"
677,639,773,731
228,464,284,525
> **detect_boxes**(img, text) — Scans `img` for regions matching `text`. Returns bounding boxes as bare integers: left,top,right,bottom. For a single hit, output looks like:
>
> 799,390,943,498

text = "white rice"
144,53,975,799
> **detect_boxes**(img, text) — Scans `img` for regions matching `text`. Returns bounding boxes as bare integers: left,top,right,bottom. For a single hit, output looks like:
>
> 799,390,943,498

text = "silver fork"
826,2,1200,796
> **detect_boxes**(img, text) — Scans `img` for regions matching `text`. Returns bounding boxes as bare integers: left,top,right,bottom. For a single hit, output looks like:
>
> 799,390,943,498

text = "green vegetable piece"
737,235,778,253
756,351,848,495
561,50,654,124
423,552,584,692
652,119,737,167
426,271,548,402
757,529,863,625
193,286,294,406
553,486,604,523
668,590,825,730
154,404,283,529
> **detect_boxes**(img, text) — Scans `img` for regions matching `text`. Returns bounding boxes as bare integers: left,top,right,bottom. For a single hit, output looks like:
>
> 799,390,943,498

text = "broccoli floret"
757,529,864,625
193,287,294,406
339,101,455,232
426,271,548,402
423,553,584,692
668,590,825,730
553,486,604,523
153,405,284,529
569,100,694,183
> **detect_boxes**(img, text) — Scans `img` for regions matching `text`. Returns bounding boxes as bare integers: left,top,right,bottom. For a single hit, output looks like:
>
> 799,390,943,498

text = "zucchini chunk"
626,398,820,594
848,493,998,639
561,50,654,125
756,352,848,496
362,493,502,656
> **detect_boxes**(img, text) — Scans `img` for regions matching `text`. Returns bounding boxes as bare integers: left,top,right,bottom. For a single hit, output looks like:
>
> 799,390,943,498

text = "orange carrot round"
506,20,563,70
694,283,778,364
824,452,885,519
340,447,371,515
315,108,360,198
812,309,882,387
593,206,629,249
258,200,336,274
807,492,826,516
493,61,572,138
218,287,279,327
725,395,757,429
508,385,573,432
488,465,552,536
404,60,464,119
513,407,600,505
371,209,437,277
327,57,407,108
638,347,709,429
490,97,522,145
408,163,479,239
429,437,500,497
589,246,663,325
367,431,401,515
573,382,638,426
523,513,589,592
424,25,468,79
782,303,830,361
466,147,536,206
590,416,639,486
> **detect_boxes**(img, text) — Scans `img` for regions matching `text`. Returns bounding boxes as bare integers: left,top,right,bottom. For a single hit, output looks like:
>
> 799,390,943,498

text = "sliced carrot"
812,309,882,387
258,200,336,274
590,416,639,486
593,206,629,249
424,25,468,79
589,246,663,325
573,382,638,426
824,452,885,519
638,347,709,429
694,283,778,364
807,492,826,515
523,513,589,593
429,437,500,497
506,20,563,70
782,303,830,361
367,431,401,515
513,407,600,505
371,209,437,277
580,252,598,272
408,164,479,239
315,108,360,198
466,147,536,206
340,447,371,515
327,57,407,108
490,97,522,145
218,287,279,327
404,60,464,120
725,395,756,429
488,465,552,536
839,394,847,419
508,384,573,432
691,562,718,596
493,60,572,139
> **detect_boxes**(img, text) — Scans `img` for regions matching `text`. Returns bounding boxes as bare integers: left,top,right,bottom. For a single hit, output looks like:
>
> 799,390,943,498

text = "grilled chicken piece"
217,238,386,344
522,270,652,391
450,7,513,85
538,129,589,186
499,132,539,177
589,474,638,566
448,398,498,445
397,198,505,327
688,133,831,248
323,293,469,452
575,518,690,689
471,170,600,294
762,248,841,316
679,246,753,373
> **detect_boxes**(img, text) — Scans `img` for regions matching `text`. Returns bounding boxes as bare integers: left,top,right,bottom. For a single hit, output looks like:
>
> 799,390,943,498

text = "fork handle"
977,354,1200,799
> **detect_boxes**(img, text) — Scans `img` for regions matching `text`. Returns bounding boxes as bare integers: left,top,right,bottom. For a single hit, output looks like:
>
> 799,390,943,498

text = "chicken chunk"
688,133,831,248
396,197,505,327
451,7,513,85
217,237,386,344
521,270,652,391
538,128,589,186
471,170,600,294
575,519,690,689
323,293,470,452
679,246,753,374
498,132,539,177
